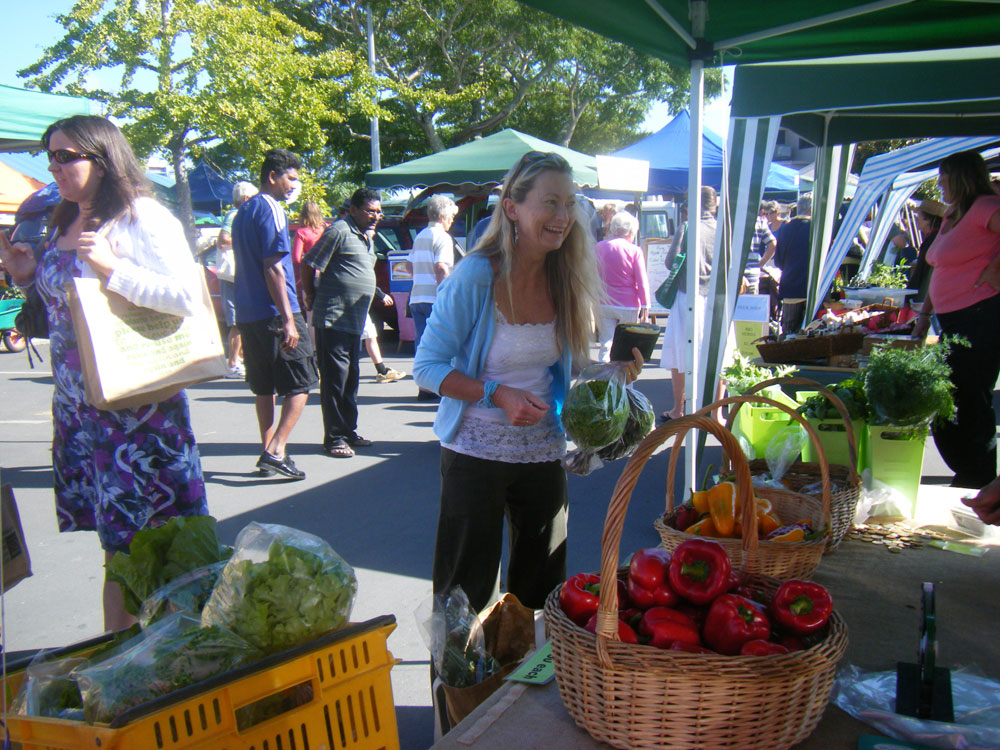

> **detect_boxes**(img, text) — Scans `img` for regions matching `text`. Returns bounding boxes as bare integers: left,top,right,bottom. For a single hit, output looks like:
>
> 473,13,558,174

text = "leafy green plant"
863,340,958,426
563,376,629,450
722,351,798,395
798,378,869,421
848,262,909,290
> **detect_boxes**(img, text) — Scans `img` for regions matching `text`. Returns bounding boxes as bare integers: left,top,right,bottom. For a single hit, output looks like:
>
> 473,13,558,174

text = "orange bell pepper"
707,482,739,537
757,511,782,537
683,516,720,537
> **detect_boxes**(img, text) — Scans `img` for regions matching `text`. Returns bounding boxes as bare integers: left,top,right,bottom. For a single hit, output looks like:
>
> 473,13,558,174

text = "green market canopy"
516,0,1000,483
366,128,599,191
0,85,98,152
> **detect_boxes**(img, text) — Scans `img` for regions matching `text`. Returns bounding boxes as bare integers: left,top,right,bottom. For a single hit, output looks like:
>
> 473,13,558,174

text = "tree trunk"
169,136,198,254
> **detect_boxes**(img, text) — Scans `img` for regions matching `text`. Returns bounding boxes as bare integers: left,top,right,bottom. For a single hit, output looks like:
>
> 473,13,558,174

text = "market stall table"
432,486,1000,749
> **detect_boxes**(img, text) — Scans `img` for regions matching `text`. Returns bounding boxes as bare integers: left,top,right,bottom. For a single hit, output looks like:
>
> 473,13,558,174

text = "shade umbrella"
366,128,599,191
516,0,1000,487
0,85,98,152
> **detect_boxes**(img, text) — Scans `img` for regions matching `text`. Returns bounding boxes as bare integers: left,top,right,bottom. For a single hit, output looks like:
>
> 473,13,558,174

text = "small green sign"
928,540,987,557
504,641,555,685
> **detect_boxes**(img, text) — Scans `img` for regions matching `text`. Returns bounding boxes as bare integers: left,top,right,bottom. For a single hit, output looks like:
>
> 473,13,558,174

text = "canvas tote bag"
67,265,226,411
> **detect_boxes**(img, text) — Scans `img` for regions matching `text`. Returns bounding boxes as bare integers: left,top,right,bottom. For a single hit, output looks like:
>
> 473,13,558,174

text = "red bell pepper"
778,634,807,651
704,594,771,655
639,606,701,649
584,612,639,644
772,580,834,635
739,639,790,656
669,641,716,654
559,573,601,626
627,548,679,609
667,539,732,605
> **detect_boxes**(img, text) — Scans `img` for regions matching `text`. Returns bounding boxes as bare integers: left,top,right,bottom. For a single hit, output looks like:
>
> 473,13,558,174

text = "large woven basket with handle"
544,415,849,749
654,395,831,579
742,376,863,552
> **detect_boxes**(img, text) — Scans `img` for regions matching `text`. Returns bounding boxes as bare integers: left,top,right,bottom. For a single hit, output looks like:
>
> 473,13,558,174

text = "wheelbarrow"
0,295,27,352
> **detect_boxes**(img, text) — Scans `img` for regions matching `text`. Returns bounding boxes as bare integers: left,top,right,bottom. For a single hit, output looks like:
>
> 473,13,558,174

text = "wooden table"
432,491,1000,749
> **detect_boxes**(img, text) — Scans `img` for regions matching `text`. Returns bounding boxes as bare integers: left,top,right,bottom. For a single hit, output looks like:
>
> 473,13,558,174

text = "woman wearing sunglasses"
414,151,643,615
0,115,208,630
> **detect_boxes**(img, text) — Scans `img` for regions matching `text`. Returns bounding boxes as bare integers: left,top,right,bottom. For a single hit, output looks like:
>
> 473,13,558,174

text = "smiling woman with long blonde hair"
413,151,643,615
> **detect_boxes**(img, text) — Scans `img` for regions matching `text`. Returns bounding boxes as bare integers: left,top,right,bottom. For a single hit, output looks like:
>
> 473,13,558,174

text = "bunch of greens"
863,340,957,426
419,588,499,689
563,369,629,451
848,262,910,290
798,378,869,421
106,516,231,617
202,531,357,654
76,614,259,724
722,351,799,395
598,387,656,461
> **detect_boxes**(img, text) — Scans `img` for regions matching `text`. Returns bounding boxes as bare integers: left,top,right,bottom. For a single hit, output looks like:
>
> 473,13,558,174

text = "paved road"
0,337,962,749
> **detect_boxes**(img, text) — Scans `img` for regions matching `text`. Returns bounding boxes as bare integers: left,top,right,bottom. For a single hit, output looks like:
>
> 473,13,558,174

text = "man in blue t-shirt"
232,148,318,479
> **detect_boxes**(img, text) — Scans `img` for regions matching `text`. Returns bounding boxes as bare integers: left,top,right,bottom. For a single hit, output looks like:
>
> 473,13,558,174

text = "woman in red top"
291,200,326,307
913,151,1000,488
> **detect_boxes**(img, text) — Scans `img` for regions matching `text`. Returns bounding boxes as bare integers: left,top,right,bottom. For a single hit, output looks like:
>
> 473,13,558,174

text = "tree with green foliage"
21,0,374,247
277,0,719,165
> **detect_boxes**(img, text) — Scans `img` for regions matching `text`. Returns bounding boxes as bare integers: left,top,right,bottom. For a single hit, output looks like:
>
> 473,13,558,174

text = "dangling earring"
513,222,519,245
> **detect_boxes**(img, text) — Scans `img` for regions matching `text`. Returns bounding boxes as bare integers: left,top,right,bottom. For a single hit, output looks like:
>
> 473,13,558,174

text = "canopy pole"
367,6,381,172
683,0,707,497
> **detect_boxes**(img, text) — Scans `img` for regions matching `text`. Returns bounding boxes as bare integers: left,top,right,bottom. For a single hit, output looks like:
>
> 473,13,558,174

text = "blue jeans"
410,302,433,352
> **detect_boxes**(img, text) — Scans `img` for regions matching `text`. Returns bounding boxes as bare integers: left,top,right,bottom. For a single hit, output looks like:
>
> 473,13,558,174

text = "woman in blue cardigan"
414,151,642,612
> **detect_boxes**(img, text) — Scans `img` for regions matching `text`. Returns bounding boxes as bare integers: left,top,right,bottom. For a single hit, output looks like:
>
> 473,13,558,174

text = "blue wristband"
477,380,500,409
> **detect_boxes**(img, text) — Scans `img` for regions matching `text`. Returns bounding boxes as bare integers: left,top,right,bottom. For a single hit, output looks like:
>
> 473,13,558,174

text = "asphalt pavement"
0,335,963,749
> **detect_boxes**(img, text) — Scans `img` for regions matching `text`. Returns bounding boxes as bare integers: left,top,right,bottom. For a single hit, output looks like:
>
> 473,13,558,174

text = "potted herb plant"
797,377,870,472
844,262,915,306
862,340,957,511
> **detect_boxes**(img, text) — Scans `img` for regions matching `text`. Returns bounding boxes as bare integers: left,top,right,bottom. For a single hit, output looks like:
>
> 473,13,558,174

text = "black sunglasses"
47,149,95,165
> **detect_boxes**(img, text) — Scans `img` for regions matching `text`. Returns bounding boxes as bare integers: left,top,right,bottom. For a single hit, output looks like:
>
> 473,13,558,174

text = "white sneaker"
375,368,406,383
226,363,245,379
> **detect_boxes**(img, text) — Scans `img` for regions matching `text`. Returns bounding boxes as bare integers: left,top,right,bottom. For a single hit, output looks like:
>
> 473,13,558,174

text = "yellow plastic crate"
3,615,399,750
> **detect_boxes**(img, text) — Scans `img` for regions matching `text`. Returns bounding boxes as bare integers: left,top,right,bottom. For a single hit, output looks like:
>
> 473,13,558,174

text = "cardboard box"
1,484,32,592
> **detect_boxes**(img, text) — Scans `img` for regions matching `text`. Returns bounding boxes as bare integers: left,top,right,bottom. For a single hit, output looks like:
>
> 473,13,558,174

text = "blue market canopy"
612,110,798,196
188,161,234,209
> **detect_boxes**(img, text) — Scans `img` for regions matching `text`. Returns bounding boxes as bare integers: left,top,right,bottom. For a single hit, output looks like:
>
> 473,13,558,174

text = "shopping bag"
655,250,686,310
67,271,226,411
1,483,31,592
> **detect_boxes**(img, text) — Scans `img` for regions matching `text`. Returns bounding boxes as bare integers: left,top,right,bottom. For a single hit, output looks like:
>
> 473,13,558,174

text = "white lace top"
442,308,565,463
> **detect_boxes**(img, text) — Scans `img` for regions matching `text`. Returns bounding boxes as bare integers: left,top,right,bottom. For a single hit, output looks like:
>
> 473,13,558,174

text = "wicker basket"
544,415,849,750
743,377,862,552
654,396,830,579
755,330,865,364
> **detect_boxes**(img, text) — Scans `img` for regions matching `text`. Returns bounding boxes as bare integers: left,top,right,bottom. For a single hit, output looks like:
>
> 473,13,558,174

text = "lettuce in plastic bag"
598,387,656,461
563,363,629,451
106,516,231,616
75,613,259,724
201,523,357,653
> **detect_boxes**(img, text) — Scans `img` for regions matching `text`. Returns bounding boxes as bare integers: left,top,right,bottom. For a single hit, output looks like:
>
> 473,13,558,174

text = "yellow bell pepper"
757,511,783,537
707,481,739,537
691,489,711,514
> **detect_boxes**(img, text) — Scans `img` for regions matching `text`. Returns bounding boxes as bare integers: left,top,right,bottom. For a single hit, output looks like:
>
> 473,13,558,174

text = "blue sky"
5,2,731,137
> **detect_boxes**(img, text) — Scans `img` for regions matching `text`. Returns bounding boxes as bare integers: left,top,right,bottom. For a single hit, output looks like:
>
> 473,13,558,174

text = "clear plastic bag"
416,587,499,689
75,613,259,724
832,663,1000,749
10,654,87,719
765,424,808,482
564,385,655,476
562,362,630,453
201,522,357,653
138,561,227,628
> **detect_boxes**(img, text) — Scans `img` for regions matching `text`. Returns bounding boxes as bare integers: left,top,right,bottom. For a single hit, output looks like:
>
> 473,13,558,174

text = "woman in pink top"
594,211,650,361
291,200,326,306
912,150,1000,488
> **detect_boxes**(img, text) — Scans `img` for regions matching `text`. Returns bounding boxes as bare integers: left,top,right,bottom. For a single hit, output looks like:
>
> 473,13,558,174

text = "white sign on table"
645,240,673,315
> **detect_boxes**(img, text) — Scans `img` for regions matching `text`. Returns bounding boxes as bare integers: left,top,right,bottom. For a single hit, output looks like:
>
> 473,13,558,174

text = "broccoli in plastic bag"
75,613,259,724
563,363,629,452
201,523,357,653
416,587,499,689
